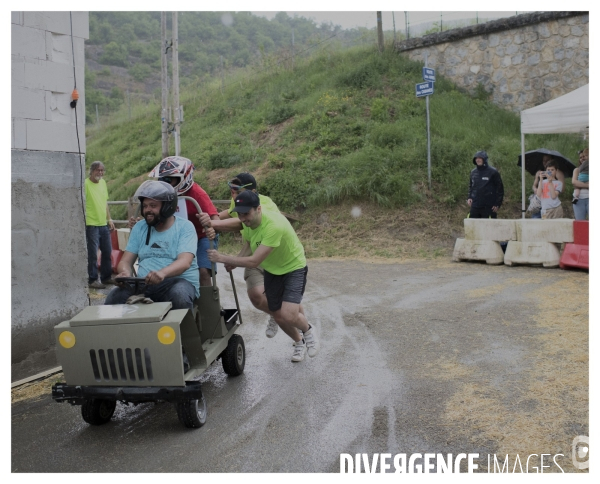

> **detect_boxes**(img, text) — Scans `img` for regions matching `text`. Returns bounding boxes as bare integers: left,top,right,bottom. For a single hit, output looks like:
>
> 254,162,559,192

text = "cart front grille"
89,348,154,382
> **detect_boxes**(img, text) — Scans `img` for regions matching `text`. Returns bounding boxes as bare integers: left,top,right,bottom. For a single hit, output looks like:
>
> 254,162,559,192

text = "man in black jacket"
467,150,504,219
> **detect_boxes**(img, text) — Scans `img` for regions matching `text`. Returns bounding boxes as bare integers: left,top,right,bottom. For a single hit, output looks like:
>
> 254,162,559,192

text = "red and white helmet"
149,156,194,194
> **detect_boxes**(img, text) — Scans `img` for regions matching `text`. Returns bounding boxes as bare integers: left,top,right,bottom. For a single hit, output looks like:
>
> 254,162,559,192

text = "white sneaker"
265,317,278,338
303,325,319,358
291,340,306,362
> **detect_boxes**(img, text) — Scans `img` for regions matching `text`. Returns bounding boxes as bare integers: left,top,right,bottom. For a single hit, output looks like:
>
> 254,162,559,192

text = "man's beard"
144,212,161,227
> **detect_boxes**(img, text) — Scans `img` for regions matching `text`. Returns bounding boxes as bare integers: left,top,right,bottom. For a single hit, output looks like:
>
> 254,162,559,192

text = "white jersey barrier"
504,219,574,268
453,218,574,267
452,219,517,265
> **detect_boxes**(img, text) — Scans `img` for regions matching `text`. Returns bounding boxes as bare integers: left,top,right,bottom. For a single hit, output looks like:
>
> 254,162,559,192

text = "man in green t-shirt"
85,161,115,289
207,190,318,363
203,173,282,340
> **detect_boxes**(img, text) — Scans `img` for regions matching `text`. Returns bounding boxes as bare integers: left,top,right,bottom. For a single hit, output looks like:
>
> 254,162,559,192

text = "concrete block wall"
11,12,89,382
12,11,87,152
396,11,588,113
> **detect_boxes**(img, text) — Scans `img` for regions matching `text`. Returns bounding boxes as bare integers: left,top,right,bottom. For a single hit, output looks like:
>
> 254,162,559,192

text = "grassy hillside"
84,11,379,123
87,45,584,256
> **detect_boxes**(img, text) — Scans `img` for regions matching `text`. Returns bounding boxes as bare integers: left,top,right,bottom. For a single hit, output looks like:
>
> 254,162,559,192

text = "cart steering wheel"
114,277,147,295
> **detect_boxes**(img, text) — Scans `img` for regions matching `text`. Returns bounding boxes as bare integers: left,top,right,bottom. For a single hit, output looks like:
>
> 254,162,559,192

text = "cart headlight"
157,326,176,345
59,331,76,349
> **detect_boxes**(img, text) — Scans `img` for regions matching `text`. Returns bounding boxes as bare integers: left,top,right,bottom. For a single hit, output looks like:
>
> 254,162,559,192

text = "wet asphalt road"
11,259,588,472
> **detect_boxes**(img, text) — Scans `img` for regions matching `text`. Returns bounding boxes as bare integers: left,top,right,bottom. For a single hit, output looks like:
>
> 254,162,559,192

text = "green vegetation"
87,44,583,227
84,12,382,124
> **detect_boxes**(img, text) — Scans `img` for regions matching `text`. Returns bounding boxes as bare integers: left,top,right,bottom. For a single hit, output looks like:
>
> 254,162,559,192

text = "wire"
69,12,87,226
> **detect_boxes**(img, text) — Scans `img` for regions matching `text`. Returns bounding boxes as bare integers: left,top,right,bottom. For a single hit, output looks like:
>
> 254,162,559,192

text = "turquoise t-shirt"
125,217,200,297
241,210,306,275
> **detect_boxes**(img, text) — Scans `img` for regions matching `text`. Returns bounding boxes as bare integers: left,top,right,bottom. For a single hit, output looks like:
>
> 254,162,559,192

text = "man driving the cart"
106,180,211,309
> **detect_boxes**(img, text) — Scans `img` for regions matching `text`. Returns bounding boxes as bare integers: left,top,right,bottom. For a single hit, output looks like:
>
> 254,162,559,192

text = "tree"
100,41,128,67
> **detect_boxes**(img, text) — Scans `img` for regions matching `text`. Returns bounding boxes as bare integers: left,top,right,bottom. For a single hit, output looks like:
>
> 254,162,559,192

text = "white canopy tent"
520,84,589,217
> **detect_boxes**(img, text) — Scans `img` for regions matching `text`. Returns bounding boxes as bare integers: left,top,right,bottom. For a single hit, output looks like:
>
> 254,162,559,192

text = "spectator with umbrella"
572,148,589,220
518,148,575,219
536,159,564,219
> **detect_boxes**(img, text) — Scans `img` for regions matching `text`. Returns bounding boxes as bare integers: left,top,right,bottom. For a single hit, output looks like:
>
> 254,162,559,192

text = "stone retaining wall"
395,11,588,112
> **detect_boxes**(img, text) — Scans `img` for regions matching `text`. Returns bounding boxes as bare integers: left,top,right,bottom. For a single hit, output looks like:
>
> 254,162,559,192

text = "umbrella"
517,148,576,178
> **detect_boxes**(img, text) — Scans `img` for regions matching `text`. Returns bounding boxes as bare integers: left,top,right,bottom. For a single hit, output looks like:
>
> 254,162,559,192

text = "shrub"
370,98,388,122
265,105,295,125
130,63,152,82
207,152,242,170
99,42,128,67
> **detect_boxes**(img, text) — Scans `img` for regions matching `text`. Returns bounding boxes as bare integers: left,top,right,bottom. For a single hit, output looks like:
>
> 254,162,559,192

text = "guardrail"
108,198,299,225
108,199,230,225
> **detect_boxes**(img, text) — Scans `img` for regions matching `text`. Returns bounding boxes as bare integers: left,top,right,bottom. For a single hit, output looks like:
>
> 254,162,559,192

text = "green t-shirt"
241,210,306,275
229,193,279,217
85,178,109,226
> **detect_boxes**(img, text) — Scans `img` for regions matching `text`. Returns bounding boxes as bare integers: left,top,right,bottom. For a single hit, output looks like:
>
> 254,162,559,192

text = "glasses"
228,181,252,191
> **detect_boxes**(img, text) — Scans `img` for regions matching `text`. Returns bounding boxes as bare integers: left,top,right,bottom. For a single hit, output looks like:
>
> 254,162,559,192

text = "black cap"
232,190,260,213
233,172,257,191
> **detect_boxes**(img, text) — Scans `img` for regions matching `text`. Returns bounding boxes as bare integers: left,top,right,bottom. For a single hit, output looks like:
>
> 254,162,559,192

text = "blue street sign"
416,81,434,97
422,67,436,82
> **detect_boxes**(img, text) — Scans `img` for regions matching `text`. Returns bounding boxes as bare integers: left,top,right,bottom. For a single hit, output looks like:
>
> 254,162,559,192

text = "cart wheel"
176,396,207,429
222,334,245,376
81,399,116,425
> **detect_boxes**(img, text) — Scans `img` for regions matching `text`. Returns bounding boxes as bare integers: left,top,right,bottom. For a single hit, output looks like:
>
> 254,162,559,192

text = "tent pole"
521,131,526,219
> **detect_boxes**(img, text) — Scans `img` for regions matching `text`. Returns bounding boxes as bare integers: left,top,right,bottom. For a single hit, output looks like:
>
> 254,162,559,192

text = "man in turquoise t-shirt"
207,191,318,363
85,161,115,289
105,181,200,309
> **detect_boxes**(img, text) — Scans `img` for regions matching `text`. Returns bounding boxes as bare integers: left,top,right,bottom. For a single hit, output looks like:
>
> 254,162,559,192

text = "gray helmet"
134,180,178,226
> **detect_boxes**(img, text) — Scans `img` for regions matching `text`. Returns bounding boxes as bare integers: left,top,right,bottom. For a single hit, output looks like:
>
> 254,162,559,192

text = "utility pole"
172,11,181,156
376,11,384,52
425,52,431,190
405,11,409,39
392,12,396,44
160,12,169,158
220,55,225,93
291,28,295,70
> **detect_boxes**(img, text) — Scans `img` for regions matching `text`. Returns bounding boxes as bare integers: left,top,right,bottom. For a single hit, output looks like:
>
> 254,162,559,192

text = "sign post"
416,54,435,189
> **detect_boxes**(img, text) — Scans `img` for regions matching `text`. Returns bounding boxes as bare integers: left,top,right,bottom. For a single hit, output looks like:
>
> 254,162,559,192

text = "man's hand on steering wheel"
145,269,166,285
115,270,132,287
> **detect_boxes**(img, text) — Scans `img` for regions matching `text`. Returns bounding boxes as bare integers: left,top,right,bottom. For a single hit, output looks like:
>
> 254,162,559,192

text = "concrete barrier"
503,219,573,268
454,218,575,268
464,219,517,241
453,219,516,265
560,220,589,270
452,238,505,265
504,241,561,268
515,219,574,243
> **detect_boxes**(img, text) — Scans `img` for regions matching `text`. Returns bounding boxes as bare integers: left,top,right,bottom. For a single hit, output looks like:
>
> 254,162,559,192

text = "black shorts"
263,266,308,312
